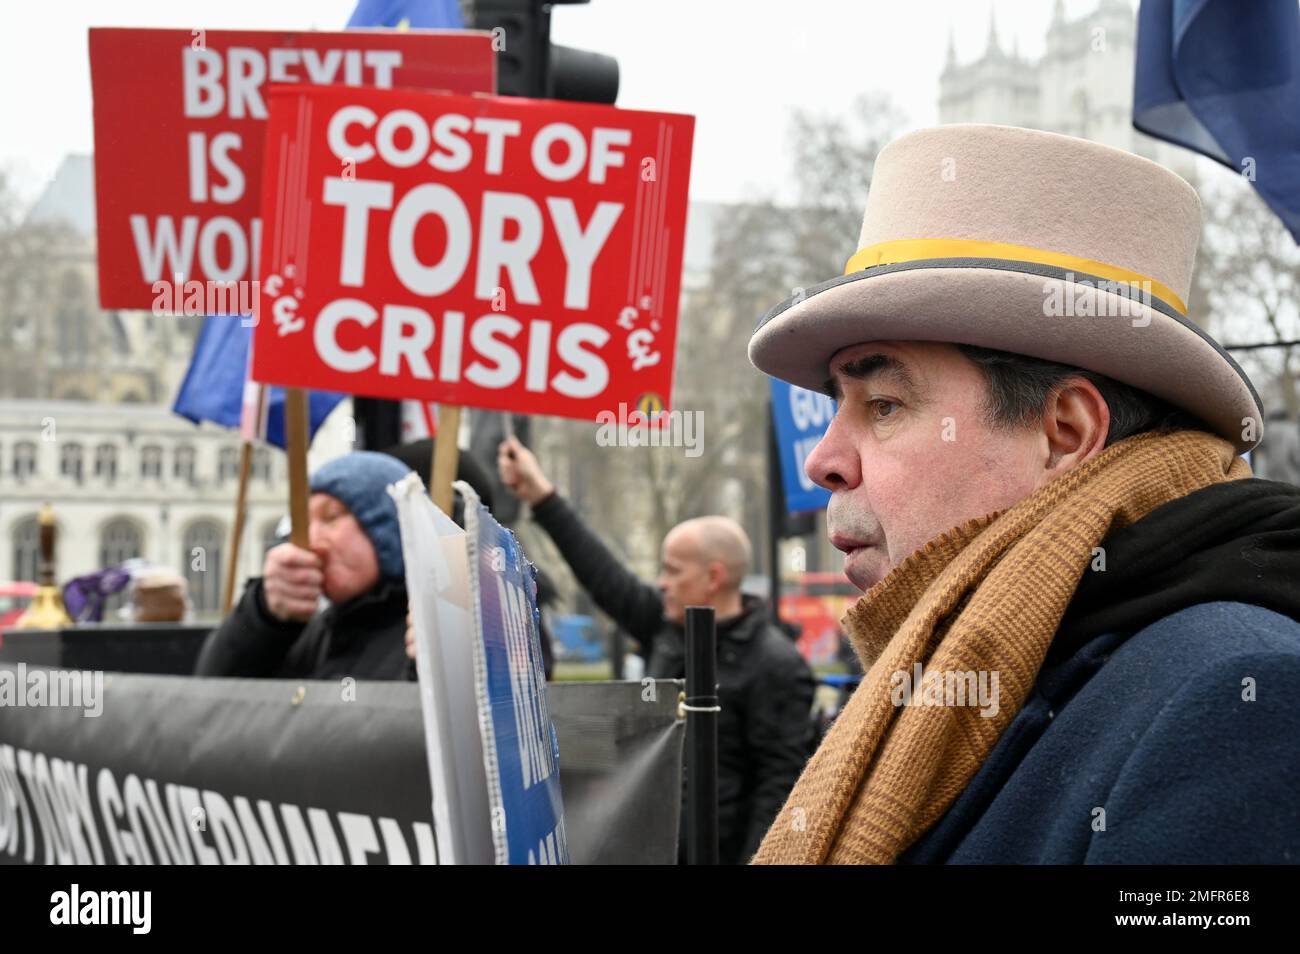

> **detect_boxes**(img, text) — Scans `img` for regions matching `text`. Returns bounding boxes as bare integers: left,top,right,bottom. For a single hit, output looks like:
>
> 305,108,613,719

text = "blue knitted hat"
309,451,412,581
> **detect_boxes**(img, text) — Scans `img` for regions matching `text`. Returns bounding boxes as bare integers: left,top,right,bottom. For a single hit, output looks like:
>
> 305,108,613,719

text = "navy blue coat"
900,476,1300,865
900,601,1300,863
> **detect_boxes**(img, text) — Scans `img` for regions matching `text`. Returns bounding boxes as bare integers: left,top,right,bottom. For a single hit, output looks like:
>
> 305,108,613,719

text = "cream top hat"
748,124,1263,452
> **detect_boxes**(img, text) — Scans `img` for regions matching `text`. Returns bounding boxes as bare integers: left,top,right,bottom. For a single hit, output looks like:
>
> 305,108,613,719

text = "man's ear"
1042,378,1110,473
706,560,727,595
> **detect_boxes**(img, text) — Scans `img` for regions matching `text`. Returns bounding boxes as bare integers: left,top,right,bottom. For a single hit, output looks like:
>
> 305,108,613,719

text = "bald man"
498,437,815,864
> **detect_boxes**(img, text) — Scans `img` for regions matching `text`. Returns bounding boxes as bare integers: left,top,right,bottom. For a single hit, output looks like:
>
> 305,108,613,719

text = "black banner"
0,666,682,865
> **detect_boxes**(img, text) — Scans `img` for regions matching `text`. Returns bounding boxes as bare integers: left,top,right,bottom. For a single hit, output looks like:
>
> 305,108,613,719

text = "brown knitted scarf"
751,428,1251,865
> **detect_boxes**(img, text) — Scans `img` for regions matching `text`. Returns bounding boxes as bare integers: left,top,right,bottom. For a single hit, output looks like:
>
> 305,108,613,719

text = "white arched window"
11,516,40,582
140,445,163,479
60,443,84,483
182,519,224,615
13,441,36,480
174,445,196,482
218,446,240,482
95,443,118,481
100,518,143,616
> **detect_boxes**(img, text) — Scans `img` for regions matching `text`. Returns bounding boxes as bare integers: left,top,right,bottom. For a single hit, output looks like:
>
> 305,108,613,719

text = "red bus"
780,572,860,665
0,581,39,640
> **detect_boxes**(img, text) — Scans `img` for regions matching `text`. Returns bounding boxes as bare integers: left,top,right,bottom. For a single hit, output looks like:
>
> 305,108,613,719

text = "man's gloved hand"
497,436,555,506
261,543,324,623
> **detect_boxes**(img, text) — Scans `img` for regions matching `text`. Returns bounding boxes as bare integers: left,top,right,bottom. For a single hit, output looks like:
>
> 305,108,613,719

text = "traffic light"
471,0,619,103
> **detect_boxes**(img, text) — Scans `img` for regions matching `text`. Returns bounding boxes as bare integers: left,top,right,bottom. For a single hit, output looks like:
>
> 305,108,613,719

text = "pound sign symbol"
273,294,304,336
627,329,661,371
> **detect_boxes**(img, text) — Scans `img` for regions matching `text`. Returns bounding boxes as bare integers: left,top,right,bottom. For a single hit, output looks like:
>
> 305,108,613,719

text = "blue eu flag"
1134,0,1300,242
172,317,344,450
346,0,465,29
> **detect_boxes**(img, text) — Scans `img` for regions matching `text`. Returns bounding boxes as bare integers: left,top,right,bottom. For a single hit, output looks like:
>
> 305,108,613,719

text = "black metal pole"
685,605,718,865
610,625,626,680
353,396,403,451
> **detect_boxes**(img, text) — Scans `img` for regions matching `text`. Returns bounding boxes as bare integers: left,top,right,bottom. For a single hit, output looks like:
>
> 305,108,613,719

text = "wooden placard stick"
431,403,462,514
222,439,253,614
285,387,312,548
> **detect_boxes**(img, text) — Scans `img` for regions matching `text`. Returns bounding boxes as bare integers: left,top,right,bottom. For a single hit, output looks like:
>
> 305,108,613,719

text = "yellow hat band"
844,238,1187,316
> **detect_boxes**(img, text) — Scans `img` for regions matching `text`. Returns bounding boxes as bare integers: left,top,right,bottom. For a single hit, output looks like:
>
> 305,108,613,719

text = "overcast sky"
0,0,1112,209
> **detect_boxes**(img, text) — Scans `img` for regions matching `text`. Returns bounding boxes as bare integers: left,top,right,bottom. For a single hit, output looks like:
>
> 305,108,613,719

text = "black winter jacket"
531,492,815,863
194,576,413,681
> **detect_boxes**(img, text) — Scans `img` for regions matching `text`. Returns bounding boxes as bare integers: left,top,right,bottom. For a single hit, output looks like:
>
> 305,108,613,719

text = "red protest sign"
250,85,694,422
89,28,495,310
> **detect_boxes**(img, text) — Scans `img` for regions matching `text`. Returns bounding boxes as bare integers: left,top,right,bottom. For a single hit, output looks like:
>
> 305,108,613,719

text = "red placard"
250,84,694,422
89,28,495,309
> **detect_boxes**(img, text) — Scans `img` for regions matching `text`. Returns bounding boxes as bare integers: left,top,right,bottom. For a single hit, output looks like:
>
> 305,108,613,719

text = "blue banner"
770,378,835,515
469,500,569,864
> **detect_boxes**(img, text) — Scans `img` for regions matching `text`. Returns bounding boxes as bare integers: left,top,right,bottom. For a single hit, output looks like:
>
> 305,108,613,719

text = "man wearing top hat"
747,124,1300,864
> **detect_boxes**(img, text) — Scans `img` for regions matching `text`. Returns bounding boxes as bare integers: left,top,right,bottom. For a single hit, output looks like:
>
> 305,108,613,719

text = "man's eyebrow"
825,353,922,401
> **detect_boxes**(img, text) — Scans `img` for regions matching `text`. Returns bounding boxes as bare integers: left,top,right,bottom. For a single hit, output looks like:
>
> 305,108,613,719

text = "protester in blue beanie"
309,450,411,582
195,450,416,682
